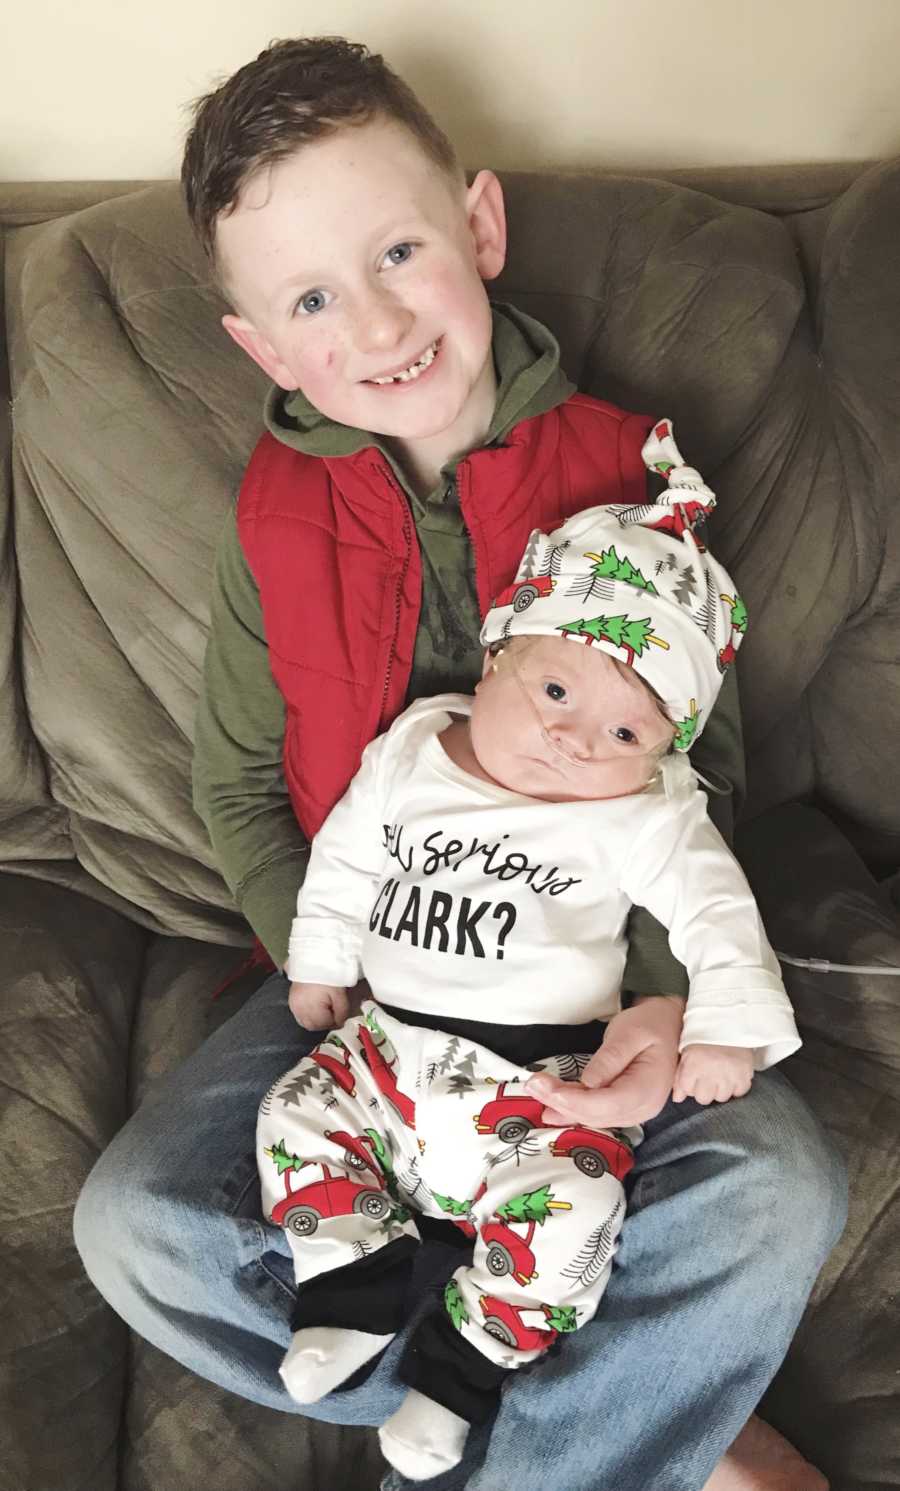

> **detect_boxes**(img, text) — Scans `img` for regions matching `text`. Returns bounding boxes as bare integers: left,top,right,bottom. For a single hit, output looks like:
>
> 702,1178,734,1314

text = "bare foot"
701,1413,829,1491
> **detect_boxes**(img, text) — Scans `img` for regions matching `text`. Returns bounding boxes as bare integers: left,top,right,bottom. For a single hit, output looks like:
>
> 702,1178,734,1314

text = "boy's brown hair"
182,36,462,261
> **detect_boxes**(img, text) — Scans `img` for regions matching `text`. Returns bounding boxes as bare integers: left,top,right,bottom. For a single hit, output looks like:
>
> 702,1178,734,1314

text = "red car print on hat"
492,574,555,613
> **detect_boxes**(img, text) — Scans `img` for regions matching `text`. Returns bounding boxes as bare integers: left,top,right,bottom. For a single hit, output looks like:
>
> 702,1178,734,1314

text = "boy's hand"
672,1043,754,1105
288,981,350,1030
525,995,683,1128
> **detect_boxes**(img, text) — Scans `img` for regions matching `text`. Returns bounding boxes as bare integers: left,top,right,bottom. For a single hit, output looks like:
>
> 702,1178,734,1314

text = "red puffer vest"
238,394,654,839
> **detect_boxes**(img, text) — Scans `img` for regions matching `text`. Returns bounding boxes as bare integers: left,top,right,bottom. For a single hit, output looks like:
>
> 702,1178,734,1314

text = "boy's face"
470,637,675,802
218,118,506,457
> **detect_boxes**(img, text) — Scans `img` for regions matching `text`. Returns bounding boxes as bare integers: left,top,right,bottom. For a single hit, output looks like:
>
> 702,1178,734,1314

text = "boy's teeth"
370,341,438,384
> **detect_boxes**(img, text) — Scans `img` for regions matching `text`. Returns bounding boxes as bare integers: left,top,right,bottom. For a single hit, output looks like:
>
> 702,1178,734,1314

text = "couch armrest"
737,803,900,1085
736,806,900,1490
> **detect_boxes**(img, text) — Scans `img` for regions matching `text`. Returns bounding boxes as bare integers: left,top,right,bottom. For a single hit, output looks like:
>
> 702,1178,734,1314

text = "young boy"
73,36,843,1491
261,471,800,1480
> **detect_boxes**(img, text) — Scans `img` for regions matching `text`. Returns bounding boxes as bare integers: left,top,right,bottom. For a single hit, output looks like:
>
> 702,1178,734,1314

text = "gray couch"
1,160,898,1491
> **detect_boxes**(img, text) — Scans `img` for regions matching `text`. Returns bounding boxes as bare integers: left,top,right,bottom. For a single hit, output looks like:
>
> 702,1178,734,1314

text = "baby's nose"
546,722,603,764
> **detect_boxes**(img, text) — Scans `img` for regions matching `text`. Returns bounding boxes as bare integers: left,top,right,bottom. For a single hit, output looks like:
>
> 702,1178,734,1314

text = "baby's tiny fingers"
691,1078,716,1105
329,990,350,1025
671,1060,691,1103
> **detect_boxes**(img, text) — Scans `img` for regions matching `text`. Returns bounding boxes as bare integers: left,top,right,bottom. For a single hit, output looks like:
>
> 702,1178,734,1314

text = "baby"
257,426,800,1481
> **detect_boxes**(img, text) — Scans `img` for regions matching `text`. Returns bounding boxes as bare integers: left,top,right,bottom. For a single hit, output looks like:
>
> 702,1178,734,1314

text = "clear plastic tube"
775,952,900,975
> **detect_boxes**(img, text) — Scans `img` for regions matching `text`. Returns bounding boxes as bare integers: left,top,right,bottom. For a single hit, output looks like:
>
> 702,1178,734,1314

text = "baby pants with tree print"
257,1001,636,1425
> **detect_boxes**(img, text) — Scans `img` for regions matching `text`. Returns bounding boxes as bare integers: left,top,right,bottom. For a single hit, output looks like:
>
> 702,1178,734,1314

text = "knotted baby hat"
479,420,746,750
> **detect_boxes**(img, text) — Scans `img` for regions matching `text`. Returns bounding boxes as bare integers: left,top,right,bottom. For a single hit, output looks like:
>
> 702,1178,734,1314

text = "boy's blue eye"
544,682,567,703
297,288,331,316
383,242,413,267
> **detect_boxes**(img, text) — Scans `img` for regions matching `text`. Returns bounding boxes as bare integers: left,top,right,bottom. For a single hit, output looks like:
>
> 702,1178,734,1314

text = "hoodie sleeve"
286,732,392,988
192,505,308,966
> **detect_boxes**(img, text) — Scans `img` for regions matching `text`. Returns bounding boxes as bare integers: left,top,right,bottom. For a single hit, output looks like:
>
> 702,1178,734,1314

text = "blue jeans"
73,972,847,1491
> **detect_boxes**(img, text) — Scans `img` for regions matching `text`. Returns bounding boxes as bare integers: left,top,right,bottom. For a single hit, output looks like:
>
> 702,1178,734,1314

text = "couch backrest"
1,163,898,941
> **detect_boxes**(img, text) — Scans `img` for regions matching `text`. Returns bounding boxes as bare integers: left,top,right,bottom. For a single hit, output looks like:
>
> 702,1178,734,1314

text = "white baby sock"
378,1388,470,1481
279,1325,394,1403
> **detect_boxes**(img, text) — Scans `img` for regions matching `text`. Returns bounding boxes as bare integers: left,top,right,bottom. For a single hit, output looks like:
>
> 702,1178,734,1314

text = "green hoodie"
268,304,573,700
193,304,744,979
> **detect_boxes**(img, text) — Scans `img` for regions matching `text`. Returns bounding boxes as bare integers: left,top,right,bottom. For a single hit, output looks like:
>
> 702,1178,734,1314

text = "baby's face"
470,636,675,801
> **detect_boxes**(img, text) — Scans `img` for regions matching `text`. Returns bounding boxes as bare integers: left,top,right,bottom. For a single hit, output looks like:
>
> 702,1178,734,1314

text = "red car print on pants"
474,1081,552,1144
481,1216,540,1286
325,1129,383,1180
717,637,737,673
309,1039,356,1096
271,1163,391,1237
480,1189,573,1285
479,1295,559,1352
549,1126,635,1181
357,1024,416,1129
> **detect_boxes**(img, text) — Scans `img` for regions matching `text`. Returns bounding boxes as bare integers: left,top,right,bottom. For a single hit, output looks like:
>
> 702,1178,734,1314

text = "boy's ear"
221,314,300,391
465,170,507,282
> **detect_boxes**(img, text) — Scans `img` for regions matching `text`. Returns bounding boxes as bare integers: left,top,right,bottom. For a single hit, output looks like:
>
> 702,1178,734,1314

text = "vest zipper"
379,469,414,726
455,461,484,620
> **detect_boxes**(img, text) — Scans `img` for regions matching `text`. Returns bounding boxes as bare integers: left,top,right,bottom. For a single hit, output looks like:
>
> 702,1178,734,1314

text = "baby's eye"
296,288,333,316
544,682,567,703
613,727,637,744
382,242,414,267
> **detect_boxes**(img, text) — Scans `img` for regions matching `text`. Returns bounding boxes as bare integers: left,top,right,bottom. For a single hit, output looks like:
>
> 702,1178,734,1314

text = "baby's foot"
702,1413,829,1491
279,1325,394,1403
379,1388,470,1481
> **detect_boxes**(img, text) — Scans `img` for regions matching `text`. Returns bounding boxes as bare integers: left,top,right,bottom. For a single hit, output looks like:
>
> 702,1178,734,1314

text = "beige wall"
4,0,900,181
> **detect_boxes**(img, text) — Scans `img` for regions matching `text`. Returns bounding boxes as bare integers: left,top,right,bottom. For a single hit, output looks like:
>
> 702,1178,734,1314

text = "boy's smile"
365,336,440,385
217,118,507,483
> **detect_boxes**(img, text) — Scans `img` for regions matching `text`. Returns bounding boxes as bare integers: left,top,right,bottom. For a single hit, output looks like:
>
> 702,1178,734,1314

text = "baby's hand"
672,1044,754,1105
288,981,350,1031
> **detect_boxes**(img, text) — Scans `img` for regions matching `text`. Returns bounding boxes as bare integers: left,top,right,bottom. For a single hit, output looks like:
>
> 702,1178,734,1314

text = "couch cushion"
0,279,67,867
497,164,900,847
6,185,263,941
6,165,900,939
737,805,900,1491
122,1344,384,1491
805,161,900,863
0,875,145,1491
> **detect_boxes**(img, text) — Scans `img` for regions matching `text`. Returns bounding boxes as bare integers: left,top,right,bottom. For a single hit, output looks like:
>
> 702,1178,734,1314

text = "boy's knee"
749,1074,848,1260
73,1143,139,1294
668,1071,849,1279
794,1121,848,1254
73,1119,181,1306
